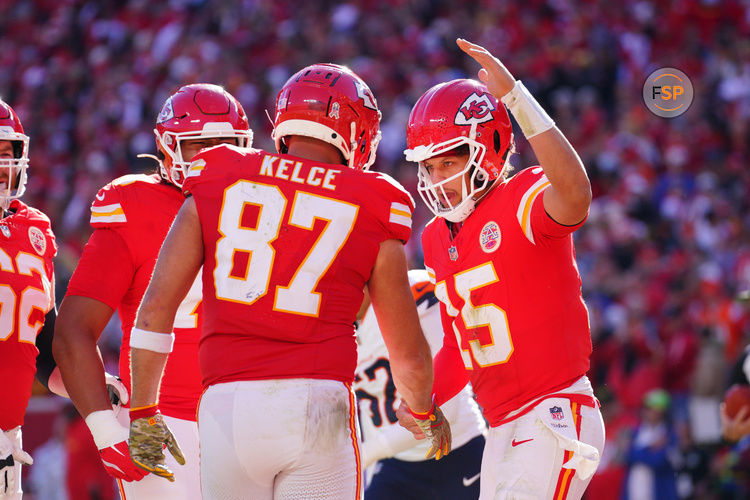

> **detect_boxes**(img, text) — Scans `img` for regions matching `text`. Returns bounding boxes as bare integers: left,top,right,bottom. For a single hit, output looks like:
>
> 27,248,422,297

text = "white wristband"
500,80,555,139
129,327,175,353
85,409,128,450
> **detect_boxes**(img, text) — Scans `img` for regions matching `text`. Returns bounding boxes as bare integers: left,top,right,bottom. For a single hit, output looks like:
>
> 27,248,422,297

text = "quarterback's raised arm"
458,38,592,225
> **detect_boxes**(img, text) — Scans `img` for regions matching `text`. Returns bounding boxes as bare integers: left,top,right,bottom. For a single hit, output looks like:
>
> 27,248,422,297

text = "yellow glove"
409,402,452,460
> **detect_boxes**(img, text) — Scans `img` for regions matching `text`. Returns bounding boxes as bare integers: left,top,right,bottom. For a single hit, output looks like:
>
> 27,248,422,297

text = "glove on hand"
129,405,185,482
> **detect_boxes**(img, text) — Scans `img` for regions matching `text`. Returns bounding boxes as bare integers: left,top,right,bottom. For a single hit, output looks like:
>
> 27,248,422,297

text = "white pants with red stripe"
198,378,361,500
115,413,201,499
479,377,605,500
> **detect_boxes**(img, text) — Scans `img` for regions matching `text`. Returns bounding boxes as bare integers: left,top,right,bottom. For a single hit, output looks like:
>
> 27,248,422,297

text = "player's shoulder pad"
90,173,160,228
184,145,260,196
13,201,57,258
508,165,549,191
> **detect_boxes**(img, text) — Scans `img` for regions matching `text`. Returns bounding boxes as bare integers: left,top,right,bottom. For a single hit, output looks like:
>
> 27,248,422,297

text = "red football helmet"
0,99,30,210
272,63,381,170
151,83,253,187
404,79,513,222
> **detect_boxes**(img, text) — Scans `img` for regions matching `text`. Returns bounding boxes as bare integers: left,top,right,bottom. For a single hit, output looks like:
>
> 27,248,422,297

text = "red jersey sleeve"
511,167,587,244
65,228,135,310
432,305,470,406
89,180,129,228
369,172,415,244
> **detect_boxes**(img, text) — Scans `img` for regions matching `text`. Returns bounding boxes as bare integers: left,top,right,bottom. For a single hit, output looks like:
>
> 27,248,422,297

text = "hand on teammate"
129,405,185,482
396,399,452,460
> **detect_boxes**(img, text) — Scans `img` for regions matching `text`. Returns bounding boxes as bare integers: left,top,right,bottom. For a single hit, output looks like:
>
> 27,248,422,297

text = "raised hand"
456,38,515,99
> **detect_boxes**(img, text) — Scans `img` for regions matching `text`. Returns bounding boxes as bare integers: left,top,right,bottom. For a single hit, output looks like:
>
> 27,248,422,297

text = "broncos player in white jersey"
355,269,486,499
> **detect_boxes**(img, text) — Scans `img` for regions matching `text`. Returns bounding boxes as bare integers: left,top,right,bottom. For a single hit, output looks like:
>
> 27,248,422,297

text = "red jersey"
183,145,414,388
423,167,591,426
65,174,202,420
0,200,56,430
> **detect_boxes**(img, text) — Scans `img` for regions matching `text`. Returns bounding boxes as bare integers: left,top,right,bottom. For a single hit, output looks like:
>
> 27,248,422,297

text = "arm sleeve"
65,228,136,310
432,306,470,406
34,307,57,390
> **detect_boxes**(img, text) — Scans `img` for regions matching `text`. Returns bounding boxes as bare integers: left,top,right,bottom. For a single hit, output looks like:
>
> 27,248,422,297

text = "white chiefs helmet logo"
455,92,496,126
157,97,175,123
354,80,377,110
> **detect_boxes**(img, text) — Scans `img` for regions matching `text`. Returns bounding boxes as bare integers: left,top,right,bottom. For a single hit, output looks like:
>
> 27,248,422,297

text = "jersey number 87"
214,180,357,317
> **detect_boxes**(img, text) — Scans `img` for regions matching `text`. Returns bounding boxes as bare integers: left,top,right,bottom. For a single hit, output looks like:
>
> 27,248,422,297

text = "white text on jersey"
259,155,339,191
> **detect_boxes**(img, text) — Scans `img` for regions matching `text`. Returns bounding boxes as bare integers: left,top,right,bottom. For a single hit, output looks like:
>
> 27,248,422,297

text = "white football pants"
198,378,361,500
480,377,606,500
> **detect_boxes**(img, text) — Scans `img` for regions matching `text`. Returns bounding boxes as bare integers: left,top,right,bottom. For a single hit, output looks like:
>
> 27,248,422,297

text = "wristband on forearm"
501,80,555,139
129,404,159,421
85,409,127,449
408,401,438,421
129,327,174,353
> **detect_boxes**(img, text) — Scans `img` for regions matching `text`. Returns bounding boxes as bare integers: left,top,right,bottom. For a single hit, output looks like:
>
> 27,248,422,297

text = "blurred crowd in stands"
2,0,750,498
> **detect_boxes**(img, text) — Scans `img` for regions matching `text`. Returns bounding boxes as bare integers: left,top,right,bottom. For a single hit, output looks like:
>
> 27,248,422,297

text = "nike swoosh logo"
96,192,105,201
511,438,534,447
462,472,480,487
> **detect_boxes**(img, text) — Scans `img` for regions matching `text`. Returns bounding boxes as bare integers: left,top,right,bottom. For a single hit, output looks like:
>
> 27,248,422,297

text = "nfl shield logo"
550,406,564,420
448,246,458,261
0,225,9,238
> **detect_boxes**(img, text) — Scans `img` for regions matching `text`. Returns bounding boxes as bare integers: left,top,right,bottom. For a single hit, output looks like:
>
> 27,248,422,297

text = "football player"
125,63,450,499
52,84,252,499
0,99,58,500
399,39,605,499
720,344,750,442
355,269,486,499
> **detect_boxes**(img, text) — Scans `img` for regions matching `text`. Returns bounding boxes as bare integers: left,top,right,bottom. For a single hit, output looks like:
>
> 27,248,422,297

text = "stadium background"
2,0,749,498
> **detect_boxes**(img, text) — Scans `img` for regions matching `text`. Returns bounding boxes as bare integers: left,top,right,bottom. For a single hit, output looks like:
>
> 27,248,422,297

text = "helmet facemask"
408,125,500,223
0,135,29,211
152,123,253,188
